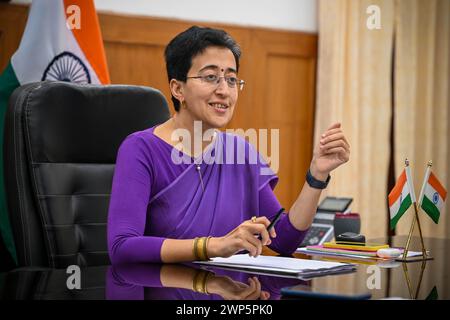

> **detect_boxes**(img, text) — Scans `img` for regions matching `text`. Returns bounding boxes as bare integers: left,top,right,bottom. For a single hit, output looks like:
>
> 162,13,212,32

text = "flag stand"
400,160,430,261
401,259,427,299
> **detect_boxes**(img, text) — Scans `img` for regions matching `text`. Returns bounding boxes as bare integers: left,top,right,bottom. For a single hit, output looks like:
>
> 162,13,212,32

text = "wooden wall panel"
0,3,317,210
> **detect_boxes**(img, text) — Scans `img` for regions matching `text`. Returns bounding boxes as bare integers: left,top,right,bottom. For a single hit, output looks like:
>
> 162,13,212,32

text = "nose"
214,77,230,96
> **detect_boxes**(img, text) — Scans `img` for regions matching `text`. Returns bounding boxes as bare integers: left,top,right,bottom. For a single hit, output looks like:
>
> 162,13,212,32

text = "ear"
169,79,184,102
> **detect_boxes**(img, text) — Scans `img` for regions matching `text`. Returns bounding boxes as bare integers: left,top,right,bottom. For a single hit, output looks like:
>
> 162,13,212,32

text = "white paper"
194,254,355,279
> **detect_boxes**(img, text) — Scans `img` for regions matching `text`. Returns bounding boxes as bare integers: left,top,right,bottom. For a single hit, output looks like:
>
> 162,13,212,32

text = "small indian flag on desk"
388,168,415,230
419,168,447,224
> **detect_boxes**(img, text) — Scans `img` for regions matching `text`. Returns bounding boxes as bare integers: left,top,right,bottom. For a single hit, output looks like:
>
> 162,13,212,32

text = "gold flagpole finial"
405,158,410,166
427,160,433,167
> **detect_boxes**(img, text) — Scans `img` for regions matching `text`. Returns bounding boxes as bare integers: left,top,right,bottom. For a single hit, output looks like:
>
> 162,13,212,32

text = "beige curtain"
316,0,450,240
315,0,394,239
394,0,450,239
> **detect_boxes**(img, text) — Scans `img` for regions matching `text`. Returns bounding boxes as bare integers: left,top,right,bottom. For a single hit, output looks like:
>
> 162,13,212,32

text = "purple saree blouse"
108,127,308,264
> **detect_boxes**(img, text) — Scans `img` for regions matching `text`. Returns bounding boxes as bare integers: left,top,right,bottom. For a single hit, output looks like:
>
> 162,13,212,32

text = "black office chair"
3,81,170,268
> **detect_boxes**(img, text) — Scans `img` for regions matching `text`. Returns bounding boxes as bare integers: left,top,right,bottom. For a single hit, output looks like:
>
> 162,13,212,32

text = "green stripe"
390,194,412,230
421,196,440,224
0,62,20,265
426,286,438,300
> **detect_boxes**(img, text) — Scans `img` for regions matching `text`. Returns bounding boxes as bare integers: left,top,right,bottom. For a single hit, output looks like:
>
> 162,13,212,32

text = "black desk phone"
298,196,353,247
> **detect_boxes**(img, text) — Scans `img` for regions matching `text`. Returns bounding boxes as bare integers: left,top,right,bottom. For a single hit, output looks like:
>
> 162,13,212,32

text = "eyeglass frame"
186,74,245,91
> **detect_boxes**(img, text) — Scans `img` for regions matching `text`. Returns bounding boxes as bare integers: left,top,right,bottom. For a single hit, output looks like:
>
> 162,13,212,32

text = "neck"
171,112,216,157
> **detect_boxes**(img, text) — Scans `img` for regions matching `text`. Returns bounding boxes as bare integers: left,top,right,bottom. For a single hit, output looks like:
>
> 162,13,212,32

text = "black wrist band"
306,169,330,189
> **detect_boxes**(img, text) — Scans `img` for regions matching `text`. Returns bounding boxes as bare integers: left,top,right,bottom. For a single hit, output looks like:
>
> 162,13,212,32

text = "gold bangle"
192,270,213,294
203,236,211,261
199,237,207,261
196,237,204,261
203,271,213,294
193,237,200,260
193,236,212,261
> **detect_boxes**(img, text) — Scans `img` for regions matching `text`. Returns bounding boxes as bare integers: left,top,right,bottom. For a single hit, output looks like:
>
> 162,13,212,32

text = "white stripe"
405,165,416,203
389,197,401,220
424,184,444,210
11,0,100,84
390,182,410,219
419,166,431,206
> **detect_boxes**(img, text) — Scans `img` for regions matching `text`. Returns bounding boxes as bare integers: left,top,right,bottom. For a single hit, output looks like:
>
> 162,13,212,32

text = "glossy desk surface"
1,236,448,300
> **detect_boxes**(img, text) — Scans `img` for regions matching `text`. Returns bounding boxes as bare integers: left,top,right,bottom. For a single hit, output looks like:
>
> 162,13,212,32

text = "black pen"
258,207,285,240
267,207,285,232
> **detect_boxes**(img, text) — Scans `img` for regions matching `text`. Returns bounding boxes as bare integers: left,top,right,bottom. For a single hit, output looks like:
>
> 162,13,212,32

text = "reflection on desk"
108,263,305,300
0,263,305,300
1,236,448,300
293,236,450,300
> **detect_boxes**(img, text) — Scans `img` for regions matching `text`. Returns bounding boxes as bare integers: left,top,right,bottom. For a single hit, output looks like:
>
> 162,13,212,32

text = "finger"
320,132,344,144
239,237,260,257
321,127,342,138
320,133,350,149
247,223,271,246
239,277,257,298
269,226,277,238
259,290,270,300
245,234,264,256
323,147,349,157
249,216,271,228
245,277,261,300
320,139,347,152
253,216,277,239
325,122,341,132
262,291,271,300
235,281,248,289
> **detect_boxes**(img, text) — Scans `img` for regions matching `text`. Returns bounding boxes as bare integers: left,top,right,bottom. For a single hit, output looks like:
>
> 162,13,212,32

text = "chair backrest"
4,81,170,268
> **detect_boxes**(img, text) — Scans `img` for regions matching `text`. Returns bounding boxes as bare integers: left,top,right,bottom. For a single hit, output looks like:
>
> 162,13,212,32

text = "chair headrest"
13,81,170,163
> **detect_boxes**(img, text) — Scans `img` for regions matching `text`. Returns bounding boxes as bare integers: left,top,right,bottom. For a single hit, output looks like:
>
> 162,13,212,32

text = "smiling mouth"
209,103,229,110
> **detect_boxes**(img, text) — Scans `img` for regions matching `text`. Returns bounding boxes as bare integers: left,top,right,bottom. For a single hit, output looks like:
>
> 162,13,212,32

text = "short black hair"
164,26,241,112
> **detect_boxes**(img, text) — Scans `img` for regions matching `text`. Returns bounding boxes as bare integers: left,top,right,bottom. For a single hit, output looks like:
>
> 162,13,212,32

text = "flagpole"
402,159,414,260
402,213,415,260
415,161,433,259
414,259,427,299
413,201,427,258
401,263,414,299
402,159,430,257
402,159,427,260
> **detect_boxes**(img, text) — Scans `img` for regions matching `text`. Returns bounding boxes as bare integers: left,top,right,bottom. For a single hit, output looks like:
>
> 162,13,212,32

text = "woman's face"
180,46,239,129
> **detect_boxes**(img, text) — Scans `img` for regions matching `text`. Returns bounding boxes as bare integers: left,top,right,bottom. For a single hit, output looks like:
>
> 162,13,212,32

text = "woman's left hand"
310,122,350,179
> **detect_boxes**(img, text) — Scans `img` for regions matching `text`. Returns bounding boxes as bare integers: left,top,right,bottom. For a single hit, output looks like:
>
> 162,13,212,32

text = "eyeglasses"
187,74,245,91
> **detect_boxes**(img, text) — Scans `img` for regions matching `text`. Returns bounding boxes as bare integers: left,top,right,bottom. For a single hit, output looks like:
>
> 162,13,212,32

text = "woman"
107,26,350,265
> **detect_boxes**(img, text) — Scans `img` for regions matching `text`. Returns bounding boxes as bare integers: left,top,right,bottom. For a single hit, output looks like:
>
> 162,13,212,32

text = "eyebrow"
198,65,237,74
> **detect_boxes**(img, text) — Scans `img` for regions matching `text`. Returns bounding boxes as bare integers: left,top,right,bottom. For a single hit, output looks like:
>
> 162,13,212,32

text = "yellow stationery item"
323,242,389,252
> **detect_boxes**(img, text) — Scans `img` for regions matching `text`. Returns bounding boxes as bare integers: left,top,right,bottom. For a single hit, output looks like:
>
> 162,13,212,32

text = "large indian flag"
388,168,415,230
0,0,110,264
419,169,447,224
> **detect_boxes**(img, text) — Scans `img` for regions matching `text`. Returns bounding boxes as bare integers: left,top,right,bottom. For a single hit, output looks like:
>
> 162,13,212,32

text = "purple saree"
108,127,308,264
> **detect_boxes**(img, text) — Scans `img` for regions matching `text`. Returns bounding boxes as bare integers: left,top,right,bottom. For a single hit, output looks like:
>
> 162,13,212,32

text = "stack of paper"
194,254,356,280
297,245,428,262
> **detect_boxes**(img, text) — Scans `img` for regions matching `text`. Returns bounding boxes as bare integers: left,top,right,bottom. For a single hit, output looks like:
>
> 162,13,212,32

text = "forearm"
288,170,327,231
160,264,198,289
160,238,198,263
